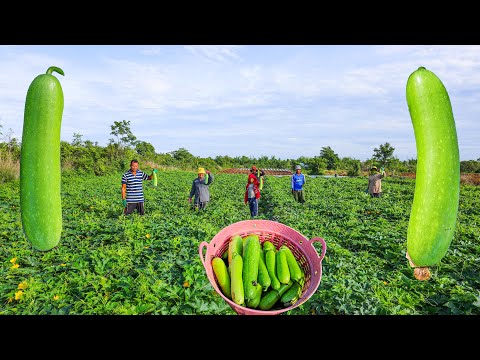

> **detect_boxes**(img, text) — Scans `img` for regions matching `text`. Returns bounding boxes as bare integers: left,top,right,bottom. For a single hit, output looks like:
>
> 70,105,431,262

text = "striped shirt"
122,169,149,203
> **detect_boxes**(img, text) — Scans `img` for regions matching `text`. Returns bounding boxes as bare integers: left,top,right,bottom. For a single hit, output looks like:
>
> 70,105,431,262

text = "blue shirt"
291,173,306,191
122,169,149,203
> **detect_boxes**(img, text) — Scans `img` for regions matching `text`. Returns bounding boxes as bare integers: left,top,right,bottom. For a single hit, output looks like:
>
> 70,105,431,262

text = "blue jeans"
248,197,258,217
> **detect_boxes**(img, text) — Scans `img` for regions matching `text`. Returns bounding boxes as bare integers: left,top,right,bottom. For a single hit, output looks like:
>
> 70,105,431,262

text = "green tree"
170,147,194,162
372,142,395,167
108,120,138,162
110,120,137,150
308,156,328,175
460,160,480,173
84,140,97,147
215,155,234,168
320,146,339,170
135,141,156,158
233,155,252,168
170,147,196,168
72,133,83,147
0,126,20,158
340,157,361,176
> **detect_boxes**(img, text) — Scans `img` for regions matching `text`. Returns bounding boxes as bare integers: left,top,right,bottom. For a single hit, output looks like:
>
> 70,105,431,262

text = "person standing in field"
249,166,265,190
291,165,306,203
121,159,157,215
189,167,214,211
244,174,261,218
368,166,386,198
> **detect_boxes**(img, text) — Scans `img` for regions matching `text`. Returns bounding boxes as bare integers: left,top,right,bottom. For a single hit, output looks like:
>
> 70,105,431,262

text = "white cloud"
184,45,243,62
1,45,479,161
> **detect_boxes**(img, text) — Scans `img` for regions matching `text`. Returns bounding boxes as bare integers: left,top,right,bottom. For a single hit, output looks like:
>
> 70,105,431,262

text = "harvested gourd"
213,234,307,311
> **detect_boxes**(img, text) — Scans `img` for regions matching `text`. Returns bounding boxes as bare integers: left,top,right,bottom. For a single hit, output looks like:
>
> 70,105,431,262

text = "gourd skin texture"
20,67,64,251
406,67,460,267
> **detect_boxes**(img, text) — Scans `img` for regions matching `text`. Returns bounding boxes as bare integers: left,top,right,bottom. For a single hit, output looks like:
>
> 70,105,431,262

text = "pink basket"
199,219,327,315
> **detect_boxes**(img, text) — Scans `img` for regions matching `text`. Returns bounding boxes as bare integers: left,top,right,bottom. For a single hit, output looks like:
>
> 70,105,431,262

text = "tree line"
1,120,479,183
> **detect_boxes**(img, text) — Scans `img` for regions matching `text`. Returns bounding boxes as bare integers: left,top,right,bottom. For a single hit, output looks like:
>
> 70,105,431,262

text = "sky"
0,45,479,162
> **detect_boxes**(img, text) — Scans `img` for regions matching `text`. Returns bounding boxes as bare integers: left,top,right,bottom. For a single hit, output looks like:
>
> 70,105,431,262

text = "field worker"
121,159,157,215
248,166,260,186
291,165,306,203
368,166,386,198
251,166,266,190
189,167,214,211
244,174,261,218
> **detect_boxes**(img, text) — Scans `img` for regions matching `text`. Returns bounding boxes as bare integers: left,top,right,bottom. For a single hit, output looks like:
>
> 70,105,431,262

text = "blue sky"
1,45,479,161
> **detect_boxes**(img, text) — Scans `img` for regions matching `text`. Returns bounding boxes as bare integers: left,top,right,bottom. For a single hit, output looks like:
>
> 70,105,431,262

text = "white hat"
295,165,301,170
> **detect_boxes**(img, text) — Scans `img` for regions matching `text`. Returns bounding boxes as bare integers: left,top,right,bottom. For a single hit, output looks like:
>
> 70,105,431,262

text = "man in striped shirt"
121,159,157,215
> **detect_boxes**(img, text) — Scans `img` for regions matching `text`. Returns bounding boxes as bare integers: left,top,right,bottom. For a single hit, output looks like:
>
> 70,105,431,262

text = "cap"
197,167,206,174
295,165,301,170
371,166,378,171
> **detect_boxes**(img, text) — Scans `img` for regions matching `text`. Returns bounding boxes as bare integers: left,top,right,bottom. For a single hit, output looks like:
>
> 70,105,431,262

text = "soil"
400,172,480,186
219,168,293,176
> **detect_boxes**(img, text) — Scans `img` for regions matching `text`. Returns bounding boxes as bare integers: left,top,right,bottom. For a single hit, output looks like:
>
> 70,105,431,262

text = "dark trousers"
124,202,145,215
193,201,208,211
293,189,305,203
248,197,258,217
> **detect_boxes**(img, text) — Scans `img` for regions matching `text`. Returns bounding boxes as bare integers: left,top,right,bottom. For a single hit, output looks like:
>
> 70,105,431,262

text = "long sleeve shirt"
189,173,214,203
368,172,385,194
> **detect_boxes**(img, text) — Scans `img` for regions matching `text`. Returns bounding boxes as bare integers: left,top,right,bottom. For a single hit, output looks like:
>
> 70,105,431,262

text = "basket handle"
309,237,327,262
198,241,209,270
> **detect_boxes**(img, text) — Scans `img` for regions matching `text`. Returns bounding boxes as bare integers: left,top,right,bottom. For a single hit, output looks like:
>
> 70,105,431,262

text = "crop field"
1,171,479,315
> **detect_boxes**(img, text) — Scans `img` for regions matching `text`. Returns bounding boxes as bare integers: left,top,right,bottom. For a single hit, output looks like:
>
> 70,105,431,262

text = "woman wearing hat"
367,166,386,198
248,166,265,190
291,165,306,203
188,167,214,211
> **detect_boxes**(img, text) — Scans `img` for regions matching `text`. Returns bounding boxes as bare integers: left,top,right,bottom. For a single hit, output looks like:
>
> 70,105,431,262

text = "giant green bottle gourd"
20,66,65,251
405,66,460,277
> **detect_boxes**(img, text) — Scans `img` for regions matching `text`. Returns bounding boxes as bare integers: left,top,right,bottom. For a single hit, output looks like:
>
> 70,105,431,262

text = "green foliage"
346,159,361,176
320,146,340,170
1,171,479,314
306,156,327,175
108,120,138,162
135,141,156,158
372,142,396,167
461,160,480,173
110,120,137,149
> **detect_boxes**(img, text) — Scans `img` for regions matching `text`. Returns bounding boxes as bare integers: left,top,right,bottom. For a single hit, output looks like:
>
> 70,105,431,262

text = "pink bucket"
199,219,327,315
